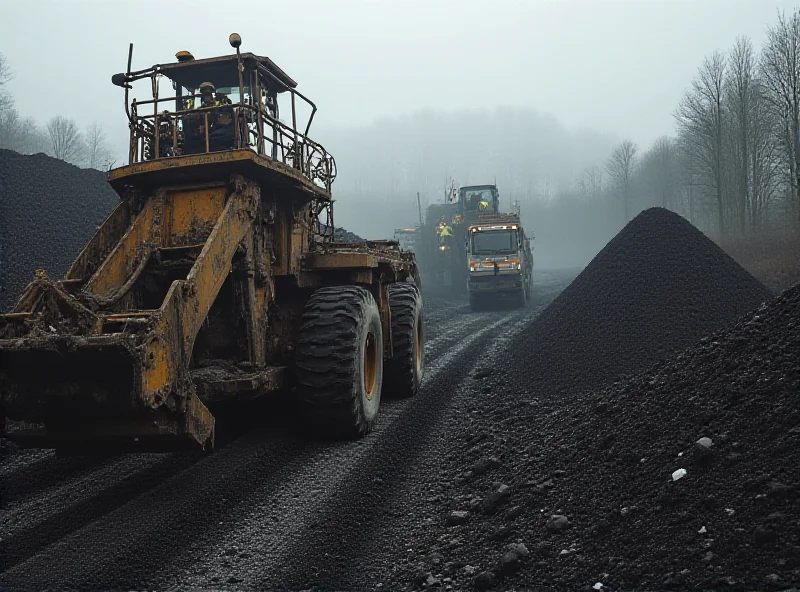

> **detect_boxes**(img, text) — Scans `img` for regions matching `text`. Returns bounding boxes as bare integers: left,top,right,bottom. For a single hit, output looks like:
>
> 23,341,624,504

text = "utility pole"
417,192,423,227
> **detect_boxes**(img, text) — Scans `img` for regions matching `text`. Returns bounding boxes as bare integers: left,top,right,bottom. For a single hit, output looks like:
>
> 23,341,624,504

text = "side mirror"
111,73,131,88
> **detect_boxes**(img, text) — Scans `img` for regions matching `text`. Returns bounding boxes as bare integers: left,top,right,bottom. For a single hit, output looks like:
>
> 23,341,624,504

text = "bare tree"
649,136,678,209
675,51,728,234
575,166,603,202
606,139,638,222
84,122,111,169
750,79,784,230
675,133,699,223
725,36,756,234
46,116,83,163
760,6,800,223
0,53,12,113
0,108,48,154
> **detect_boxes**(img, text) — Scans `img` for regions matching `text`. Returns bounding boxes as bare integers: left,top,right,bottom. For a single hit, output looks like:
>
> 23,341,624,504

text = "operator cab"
458,185,500,216
110,33,335,193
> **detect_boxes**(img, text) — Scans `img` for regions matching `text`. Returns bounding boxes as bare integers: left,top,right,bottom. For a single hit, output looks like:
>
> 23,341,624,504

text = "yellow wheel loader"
0,34,425,454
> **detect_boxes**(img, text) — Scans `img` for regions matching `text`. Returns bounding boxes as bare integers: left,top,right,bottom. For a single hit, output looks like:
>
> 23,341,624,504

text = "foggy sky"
2,0,796,163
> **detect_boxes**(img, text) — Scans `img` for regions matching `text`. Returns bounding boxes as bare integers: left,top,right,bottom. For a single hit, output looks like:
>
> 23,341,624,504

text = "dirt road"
0,269,578,591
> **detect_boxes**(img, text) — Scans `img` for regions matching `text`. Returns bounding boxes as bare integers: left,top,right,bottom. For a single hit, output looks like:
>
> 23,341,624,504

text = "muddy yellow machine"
0,34,425,454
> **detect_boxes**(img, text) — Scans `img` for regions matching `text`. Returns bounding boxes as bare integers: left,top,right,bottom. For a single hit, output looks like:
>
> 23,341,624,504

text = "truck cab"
456,184,500,225
466,213,533,310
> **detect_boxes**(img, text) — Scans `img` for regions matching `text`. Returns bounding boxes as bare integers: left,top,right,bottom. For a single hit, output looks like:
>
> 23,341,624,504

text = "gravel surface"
0,271,574,591
396,208,795,591
0,149,119,312
2,161,794,592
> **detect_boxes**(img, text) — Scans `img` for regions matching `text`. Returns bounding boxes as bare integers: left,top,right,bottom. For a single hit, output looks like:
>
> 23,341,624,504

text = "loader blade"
0,335,215,453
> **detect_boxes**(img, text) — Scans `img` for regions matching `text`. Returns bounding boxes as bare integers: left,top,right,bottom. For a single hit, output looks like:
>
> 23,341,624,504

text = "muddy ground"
0,270,575,591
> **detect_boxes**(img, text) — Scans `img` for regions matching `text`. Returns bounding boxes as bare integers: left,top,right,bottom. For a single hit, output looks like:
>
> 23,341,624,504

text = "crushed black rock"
399,208,794,590
506,207,775,400
0,149,119,312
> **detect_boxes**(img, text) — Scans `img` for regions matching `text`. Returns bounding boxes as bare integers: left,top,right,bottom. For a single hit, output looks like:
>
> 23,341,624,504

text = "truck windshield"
471,229,517,255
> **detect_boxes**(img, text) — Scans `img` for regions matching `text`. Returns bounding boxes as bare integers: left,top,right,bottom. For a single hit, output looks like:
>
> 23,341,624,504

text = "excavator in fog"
417,183,502,296
0,34,425,454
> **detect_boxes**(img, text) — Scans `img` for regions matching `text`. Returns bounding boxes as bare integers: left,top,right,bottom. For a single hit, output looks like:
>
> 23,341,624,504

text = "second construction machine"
417,184,501,296
0,34,425,454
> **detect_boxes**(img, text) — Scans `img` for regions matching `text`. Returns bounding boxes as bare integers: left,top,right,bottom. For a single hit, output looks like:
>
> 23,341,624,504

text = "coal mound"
333,227,366,243
511,206,775,398
0,149,368,313
518,282,800,590
0,149,119,311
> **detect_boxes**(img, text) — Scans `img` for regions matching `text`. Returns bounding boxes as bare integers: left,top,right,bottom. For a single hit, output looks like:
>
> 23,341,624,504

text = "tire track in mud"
156,310,524,591
257,298,556,589
0,297,482,589
158,273,572,590
0,452,203,573
0,275,573,591
0,453,111,500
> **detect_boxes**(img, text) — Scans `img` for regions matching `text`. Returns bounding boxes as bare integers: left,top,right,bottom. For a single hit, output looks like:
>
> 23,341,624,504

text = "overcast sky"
1,0,796,159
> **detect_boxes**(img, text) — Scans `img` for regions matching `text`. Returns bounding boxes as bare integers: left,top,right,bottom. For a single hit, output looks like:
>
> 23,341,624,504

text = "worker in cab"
193,81,236,152
479,199,489,211
182,87,196,111
437,219,453,246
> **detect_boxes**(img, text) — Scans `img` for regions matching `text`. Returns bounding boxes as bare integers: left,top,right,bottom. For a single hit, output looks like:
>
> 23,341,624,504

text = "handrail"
120,56,337,193
129,97,336,192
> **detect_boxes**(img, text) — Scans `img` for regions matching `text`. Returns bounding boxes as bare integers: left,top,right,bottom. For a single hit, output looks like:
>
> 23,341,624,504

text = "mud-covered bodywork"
0,35,422,453
415,185,504,297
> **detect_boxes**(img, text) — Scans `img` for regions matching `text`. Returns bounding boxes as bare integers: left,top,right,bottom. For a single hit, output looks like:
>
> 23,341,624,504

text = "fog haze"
2,0,798,267
2,1,791,143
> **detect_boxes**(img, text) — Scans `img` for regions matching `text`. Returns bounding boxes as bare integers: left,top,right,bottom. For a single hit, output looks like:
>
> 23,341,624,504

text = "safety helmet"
199,81,216,94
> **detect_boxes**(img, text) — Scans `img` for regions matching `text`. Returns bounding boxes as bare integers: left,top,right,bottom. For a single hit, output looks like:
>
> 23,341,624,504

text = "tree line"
0,53,116,170
580,7,800,237
3,7,800,241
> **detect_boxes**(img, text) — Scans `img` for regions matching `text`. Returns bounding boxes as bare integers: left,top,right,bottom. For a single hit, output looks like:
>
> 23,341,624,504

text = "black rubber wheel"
295,286,384,439
469,293,484,312
517,283,529,308
384,282,425,399
521,273,533,307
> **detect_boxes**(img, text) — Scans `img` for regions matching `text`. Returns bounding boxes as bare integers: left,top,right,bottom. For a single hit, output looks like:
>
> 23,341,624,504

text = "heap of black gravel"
333,226,366,243
424,284,799,591
0,149,119,312
508,206,775,399
399,207,788,590
0,149,368,312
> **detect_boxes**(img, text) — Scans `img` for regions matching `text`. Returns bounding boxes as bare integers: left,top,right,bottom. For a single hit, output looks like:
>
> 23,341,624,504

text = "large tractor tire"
519,272,533,308
295,286,384,439
384,282,425,399
516,283,529,309
469,293,486,312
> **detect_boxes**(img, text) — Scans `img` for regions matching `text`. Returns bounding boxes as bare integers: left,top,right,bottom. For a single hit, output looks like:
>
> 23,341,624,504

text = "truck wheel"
295,286,384,439
517,283,529,308
469,293,484,312
384,282,424,399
